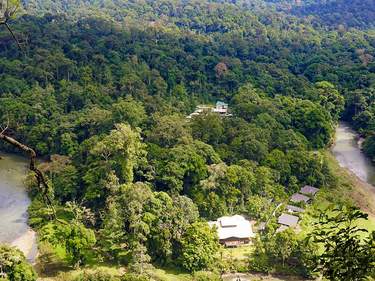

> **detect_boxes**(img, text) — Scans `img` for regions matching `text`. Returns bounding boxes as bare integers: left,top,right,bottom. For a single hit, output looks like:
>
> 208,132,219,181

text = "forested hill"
268,0,375,30
1,0,375,279
20,0,375,30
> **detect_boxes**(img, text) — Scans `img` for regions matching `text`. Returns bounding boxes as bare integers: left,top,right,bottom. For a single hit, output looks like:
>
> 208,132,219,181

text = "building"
300,185,319,196
278,213,299,227
209,215,255,247
286,205,304,213
187,101,231,119
290,193,311,204
212,101,229,115
276,225,289,233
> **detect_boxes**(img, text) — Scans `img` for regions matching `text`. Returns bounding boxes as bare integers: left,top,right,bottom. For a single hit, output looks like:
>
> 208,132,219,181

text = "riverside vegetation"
0,0,375,280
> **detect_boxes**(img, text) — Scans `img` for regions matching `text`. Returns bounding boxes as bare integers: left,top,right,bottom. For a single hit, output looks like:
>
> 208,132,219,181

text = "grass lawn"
222,244,254,260
147,268,192,281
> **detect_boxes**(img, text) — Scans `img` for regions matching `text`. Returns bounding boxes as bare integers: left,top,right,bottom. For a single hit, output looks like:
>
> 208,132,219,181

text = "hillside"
268,0,375,29
0,0,375,280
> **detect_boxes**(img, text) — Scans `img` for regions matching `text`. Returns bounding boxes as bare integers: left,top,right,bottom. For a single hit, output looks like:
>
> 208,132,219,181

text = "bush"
0,244,37,281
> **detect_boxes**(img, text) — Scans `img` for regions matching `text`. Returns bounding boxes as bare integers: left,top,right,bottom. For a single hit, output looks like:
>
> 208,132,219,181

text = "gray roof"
300,185,319,196
290,193,310,203
286,205,305,213
276,225,289,233
278,213,299,227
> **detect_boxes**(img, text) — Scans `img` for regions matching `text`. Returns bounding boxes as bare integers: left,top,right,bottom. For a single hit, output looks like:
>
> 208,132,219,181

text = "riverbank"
11,229,39,263
329,123,375,219
0,152,38,262
325,151,375,223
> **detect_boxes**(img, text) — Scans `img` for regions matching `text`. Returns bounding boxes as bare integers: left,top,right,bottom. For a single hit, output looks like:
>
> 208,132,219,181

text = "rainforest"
0,0,375,280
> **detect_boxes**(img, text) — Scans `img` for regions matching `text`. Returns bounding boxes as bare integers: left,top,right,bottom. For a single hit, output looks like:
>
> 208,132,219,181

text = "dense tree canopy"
0,0,375,278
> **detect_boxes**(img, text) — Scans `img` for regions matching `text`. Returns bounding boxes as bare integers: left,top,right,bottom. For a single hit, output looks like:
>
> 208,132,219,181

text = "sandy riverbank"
11,228,38,263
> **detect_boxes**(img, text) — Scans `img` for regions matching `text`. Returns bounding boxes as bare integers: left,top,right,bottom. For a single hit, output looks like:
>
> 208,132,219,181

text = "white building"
209,215,256,247
187,101,231,119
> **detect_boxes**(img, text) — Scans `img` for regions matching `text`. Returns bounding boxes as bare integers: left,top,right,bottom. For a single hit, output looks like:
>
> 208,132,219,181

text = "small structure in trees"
278,213,299,227
187,101,232,119
209,215,255,247
300,185,319,196
286,205,304,214
290,193,311,204
276,225,289,233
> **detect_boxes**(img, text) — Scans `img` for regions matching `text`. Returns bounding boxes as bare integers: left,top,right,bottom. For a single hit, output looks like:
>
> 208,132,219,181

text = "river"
0,152,38,262
332,122,375,185
0,122,373,265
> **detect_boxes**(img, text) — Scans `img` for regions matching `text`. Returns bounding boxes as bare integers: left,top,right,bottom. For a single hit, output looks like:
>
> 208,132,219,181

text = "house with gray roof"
276,225,289,233
286,205,304,213
300,185,319,196
278,213,299,227
290,193,311,204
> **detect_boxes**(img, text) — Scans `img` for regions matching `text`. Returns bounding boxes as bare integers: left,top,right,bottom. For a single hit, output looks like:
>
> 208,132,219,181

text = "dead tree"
0,0,22,51
0,124,56,219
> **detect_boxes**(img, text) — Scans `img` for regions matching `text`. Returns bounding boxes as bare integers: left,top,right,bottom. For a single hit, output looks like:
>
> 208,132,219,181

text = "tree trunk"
0,131,55,218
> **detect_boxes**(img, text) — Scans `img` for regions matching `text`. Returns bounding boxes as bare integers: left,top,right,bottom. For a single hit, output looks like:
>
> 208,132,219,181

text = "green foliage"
250,229,315,277
308,206,375,281
74,270,120,281
40,222,96,267
192,271,221,281
177,222,220,272
2,0,374,277
363,135,375,161
121,273,150,281
0,244,37,281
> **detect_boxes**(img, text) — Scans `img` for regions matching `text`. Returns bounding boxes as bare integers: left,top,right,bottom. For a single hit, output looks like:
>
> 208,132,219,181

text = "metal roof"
209,215,256,240
276,225,289,233
286,205,305,213
278,213,299,227
300,185,319,196
290,193,310,203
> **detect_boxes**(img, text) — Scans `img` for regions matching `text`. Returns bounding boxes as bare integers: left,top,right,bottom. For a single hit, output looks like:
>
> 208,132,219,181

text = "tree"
0,244,37,281
147,114,192,148
112,97,146,128
190,112,224,145
177,222,219,272
74,269,120,281
90,123,146,183
315,81,344,121
0,0,22,50
40,222,96,268
308,206,375,281
250,229,315,275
